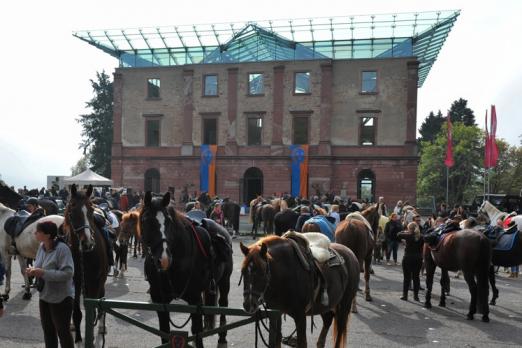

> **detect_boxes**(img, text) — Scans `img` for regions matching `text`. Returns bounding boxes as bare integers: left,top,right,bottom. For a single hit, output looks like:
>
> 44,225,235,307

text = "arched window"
358,169,375,203
144,168,160,193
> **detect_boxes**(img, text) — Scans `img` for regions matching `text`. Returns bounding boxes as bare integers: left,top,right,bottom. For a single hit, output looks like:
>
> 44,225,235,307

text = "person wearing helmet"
23,197,46,230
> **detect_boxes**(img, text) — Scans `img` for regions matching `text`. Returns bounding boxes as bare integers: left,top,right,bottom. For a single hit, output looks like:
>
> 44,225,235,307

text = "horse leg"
424,258,435,309
204,289,217,330
217,274,231,348
489,265,498,305
294,315,307,348
132,235,138,258
317,312,334,348
2,253,12,300
157,310,170,345
18,256,32,300
351,296,358,313
463,272,478,321
439,269,447,307
73,286,83,342
364,255,372,301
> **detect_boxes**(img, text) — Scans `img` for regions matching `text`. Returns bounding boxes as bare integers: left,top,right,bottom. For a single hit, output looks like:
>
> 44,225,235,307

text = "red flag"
444,114,454,167
484,110,491,168
490,105,499,166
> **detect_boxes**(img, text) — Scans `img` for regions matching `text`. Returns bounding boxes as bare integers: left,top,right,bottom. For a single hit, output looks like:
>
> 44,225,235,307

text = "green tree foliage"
417,122,483,205
488,139,522,194
448,98,476,126
418,110,444,144
70,155,90,176
77,71,113,177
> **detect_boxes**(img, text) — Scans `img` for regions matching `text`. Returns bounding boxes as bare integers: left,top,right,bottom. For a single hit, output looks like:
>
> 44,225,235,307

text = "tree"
417,122,483,205
488,140,522,194
448,98,476,126
77,71,113,178
70,155,90,176
418,110,444,144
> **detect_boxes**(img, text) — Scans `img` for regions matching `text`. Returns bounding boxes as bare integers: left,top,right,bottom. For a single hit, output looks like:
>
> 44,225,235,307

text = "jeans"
39,297,74,348
386,240,399,262
511,265,519,273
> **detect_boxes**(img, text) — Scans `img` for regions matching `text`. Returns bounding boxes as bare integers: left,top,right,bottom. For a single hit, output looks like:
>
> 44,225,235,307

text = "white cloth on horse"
346,211,373,233
300,232,330,263
107,211,119,229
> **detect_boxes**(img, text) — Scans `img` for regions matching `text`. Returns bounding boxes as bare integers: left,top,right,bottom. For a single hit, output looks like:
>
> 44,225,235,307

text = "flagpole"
446,166,449,206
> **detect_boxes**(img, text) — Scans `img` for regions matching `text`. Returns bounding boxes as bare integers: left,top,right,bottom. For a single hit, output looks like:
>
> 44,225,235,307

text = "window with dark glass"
147,78,160,98
204,75,218,96
293,116,309,144
247,116,263,145
361,71,377,93
146,119,160,147
294,72,311,94
248,73,264,95
203,118,217,144
360,117,376,145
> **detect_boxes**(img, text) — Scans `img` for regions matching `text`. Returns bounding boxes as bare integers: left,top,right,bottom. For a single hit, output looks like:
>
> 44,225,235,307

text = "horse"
423,229,491,322
0,202,64,300
334,204,379,312
64,184,109,342
240,235,359,348
138,191,232,348
274,208,299,236
114,211,138,276
222,199,240,237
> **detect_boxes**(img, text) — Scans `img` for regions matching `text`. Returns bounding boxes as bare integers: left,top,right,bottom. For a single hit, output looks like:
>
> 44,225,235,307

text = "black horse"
274,208,299,236
64,184,109,343
139,192,232,347
222,199,240,237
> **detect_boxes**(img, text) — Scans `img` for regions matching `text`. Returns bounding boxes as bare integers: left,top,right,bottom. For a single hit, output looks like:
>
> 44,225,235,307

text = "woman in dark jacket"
398,222,424,301
384,213,403,265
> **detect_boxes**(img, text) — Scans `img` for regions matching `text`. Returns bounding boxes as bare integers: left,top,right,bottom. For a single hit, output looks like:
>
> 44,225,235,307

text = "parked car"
468,194,522,216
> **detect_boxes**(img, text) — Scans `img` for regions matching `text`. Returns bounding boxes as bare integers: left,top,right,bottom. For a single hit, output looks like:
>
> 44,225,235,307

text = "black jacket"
384,220,403,242
397,231,424,258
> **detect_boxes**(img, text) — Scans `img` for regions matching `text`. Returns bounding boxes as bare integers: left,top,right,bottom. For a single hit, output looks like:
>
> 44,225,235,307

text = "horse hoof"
489,300,496,306
22,292,32,300
482,315,490,323
2,294,9,301
98,326,107,335
425,302,432,309
365,294,372,302
467,313,474,320
217,342,228,348
352,308,358,313
438,302,445,307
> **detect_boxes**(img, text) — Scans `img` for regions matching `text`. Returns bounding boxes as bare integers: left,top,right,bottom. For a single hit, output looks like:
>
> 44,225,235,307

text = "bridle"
241,257,272,310
66,207,96,253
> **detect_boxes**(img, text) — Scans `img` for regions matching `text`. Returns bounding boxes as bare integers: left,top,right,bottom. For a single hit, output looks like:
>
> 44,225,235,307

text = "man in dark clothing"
295,206,312,232
384,213,403,265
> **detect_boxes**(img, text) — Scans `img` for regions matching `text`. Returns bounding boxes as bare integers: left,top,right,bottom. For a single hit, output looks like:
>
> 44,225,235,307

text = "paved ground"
1,216,522,347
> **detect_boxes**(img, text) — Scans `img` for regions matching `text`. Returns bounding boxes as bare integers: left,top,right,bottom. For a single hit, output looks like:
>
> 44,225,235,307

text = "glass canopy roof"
74,10,459,87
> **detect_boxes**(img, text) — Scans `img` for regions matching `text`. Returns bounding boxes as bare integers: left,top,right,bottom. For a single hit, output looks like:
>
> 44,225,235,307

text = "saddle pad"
327,248,345,267
304,216,335,242
301,232,330,263
494,232,519,251
433,231,456,251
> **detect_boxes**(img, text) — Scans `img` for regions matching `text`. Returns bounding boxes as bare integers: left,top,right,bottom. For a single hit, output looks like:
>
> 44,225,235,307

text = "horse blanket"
303,215,335,241
494,231,519,252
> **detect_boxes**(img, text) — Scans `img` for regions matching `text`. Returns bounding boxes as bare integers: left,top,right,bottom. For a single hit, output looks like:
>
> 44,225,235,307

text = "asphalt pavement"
1,216,521,347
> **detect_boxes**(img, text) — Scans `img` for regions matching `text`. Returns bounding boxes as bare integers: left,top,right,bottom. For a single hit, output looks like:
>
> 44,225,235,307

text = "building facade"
76,11,460,205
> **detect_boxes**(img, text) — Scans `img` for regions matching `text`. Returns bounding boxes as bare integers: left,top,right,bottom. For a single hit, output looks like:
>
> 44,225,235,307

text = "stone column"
406,61,419,151
226,67,238,155
319,63,333,155
181,69,194,155
111,72,123,186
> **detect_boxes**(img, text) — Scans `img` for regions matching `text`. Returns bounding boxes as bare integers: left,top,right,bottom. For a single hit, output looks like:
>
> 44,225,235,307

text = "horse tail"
477,234,491,315
333,288,352,348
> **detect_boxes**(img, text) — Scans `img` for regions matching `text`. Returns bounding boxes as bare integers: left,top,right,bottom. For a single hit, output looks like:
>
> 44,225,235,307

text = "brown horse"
240,236,359,348
114,211,138,276
64,184,109,342
423,229,491,322
334,204,379,312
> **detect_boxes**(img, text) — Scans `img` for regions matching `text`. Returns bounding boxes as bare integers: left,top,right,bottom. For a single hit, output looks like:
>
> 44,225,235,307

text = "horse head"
65,184,97,252
139,191,173,272
240,240,271,314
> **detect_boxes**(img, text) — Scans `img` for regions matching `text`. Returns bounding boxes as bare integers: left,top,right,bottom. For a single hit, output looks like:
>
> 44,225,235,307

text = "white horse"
0,203,64,300
478,200,510,227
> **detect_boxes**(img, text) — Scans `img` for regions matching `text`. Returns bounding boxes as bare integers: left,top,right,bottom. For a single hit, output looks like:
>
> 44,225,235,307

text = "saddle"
4,210,31,239
201,218,232,262
494,230,519,252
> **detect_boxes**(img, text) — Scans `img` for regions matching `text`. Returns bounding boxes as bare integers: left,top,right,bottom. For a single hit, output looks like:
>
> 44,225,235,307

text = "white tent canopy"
63,168,113,186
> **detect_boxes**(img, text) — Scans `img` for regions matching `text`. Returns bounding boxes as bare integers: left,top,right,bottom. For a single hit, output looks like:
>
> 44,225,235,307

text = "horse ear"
71,184,77,197
86,185,93,198
260,243,268,259
162,192,171,207
144,191,152,207
240,242,249,256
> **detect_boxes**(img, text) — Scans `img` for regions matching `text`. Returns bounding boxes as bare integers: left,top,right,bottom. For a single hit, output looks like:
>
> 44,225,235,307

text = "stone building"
75,10,459,205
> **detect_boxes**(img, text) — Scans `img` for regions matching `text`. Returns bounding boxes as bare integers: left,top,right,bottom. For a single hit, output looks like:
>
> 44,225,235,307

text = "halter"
242,257,272,309
66,210,96,253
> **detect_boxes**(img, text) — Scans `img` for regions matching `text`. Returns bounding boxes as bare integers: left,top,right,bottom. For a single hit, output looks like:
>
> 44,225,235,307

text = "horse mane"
241,236,281,269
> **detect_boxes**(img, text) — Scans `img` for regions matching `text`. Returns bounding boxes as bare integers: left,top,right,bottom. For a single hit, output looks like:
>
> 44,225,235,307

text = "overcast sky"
1,0,520,190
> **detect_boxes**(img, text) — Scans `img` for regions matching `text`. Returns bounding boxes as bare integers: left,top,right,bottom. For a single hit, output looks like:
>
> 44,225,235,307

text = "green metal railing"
84,298,281,348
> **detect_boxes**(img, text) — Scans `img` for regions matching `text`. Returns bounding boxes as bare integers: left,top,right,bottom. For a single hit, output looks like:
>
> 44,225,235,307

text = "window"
203,75,218,96
247,116,263,145
248,73,264,95
203,118,217,144
360,117,376,146
293,115,309,144
358,169,375,202
144,168,160,193
146,119,160,147
361,71,377,93
294,72,311,94
147,78,160,98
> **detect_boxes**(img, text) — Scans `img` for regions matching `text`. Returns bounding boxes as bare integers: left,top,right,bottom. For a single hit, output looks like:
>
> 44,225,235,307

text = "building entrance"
243,167,263,204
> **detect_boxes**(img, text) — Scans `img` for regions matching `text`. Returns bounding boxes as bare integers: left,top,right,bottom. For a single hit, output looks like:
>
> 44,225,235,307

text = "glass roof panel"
74,10,459,87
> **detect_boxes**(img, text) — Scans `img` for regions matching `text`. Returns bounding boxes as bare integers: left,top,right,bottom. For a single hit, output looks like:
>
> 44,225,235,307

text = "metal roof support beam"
139,29,160,65
103,31,119,51
156,28,179,65
175,27,196,64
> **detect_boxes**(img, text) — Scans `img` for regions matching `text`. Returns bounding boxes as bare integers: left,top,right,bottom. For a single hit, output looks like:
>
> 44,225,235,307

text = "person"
393,200,403,218
27,221,74,348
437,203,448,218
295,206,312,232
329,205,341,227
384,213,403,265
397,222,424,301
119,191,129,211
25,197,46,225
210,203,225,226
192,201,203,211
378,196,388,216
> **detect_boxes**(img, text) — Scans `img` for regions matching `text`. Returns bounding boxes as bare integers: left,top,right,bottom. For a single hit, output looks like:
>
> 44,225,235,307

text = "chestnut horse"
334,204,379,312
423,229,491,322
114,211,139,276
240,236,359,348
